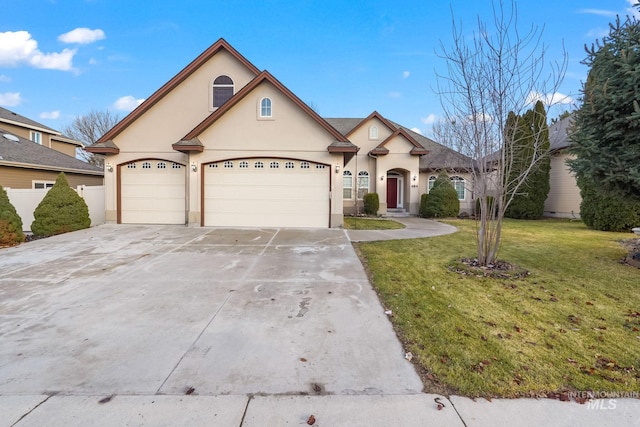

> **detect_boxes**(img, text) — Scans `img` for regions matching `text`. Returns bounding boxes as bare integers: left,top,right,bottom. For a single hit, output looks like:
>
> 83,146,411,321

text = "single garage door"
120,160,186,224
204,158,330,228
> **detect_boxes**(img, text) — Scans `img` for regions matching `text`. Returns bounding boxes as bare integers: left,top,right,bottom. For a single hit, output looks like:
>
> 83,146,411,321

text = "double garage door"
204,158,330,228
120,158,330,228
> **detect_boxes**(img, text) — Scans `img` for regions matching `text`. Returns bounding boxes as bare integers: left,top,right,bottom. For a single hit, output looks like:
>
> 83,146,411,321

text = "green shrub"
31,173,91,237
0,185,25,246
363,192,379,215
419,193,429,218
423,173,460,218
577,175,640,232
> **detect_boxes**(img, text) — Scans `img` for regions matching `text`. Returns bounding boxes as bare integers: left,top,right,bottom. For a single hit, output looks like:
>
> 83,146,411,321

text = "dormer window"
369,126,378,140
213,75,234,108
30,131,42,144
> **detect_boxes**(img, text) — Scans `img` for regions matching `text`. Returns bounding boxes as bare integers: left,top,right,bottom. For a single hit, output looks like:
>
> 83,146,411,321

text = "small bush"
423,173,459,218
577,175,640,232
31,173,91,237
363,193,379,215
0,185,25,246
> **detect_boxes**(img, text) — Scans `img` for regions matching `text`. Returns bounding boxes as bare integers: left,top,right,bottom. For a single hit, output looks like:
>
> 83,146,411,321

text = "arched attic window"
260,97,272,117
213,75,234,108
369,126,378,140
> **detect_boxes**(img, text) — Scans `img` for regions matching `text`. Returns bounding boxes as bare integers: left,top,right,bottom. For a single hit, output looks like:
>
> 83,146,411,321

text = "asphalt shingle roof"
0,127,103,174
0,107,59,134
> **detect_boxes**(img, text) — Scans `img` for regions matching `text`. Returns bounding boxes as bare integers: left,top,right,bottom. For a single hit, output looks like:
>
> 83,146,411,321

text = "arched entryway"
386,171,405,209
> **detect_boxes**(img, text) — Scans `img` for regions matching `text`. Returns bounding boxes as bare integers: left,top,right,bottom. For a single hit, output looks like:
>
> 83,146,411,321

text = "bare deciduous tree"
63,110,120,167
434,0,567,266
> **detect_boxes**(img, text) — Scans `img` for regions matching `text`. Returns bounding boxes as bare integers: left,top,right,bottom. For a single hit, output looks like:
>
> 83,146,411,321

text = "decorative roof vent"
2,133,20,142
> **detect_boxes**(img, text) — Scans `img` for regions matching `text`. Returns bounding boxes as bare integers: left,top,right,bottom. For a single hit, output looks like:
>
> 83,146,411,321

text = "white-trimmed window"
224,161,233,168
208,163,218,169
369,126,378,140
260,97,272,117
127,162,136,169
142,161,152,169
33,181,54,189
285,161,295,169
316,164,326,169
428,176,437,191
239,161,249,169
254,161,264,169
343,171,353,199
451,176,465,200
213,75,234,108
157,162,166,169
172,163,182,169
270,161,280,169
357,171,369,199
30,131,42,144
300,161,310,169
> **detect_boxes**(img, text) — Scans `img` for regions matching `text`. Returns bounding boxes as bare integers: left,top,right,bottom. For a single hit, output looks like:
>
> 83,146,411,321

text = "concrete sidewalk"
345,216,458,242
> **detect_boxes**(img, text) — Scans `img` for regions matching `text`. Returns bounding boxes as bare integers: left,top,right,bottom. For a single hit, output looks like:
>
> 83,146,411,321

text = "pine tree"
31,173,91,237
569,15,640,199
505,101,551,219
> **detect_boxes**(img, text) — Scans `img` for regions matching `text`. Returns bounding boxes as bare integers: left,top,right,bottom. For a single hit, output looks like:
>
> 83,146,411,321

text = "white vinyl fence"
6,185,105,232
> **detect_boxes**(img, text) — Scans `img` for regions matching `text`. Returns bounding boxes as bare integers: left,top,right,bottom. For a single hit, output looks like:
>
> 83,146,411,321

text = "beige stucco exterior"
544,151,581,218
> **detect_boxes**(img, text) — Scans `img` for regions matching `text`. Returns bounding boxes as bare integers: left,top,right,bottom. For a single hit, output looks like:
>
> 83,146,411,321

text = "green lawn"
355,219,640,398
343,217,405,230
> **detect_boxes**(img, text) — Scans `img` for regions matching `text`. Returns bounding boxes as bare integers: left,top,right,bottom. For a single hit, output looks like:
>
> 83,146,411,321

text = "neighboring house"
0,130,103,190
0,106,83,158
544,115,581,218
86,39,471,228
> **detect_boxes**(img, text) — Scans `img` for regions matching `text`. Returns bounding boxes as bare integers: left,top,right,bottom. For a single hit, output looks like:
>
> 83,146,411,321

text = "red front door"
386,178,397,208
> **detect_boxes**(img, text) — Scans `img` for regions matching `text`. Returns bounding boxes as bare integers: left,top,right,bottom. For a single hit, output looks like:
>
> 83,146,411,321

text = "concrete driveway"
0,225,421,397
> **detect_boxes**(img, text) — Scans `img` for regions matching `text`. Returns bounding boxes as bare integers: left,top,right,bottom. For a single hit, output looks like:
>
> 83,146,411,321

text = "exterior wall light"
380,175,385,181
413,175,417,181
106,164,113,172
335,163,340,173
191,162,197,172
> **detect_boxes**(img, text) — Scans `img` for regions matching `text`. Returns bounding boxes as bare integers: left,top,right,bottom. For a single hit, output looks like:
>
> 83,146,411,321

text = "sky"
1,0,639,139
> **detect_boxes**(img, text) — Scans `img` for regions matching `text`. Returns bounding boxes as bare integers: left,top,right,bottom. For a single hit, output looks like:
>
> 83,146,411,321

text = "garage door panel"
120,161,186,225
204,159,329,228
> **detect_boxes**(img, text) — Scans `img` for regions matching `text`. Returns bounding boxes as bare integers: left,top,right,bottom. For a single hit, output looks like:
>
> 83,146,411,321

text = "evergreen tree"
568,15,640,199
0,185,25,246
577,175,640,232
31,173,91,237
505,101,551,219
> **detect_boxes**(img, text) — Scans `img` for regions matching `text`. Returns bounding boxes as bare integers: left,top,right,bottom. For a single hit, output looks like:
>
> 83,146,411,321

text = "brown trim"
373,128,429,155
85,146,120,155
182,71,350,143
345,111,397,138
327,145,359,153
97,39,261,144
172,144,205,153
199,156,332,228
117,158,187,225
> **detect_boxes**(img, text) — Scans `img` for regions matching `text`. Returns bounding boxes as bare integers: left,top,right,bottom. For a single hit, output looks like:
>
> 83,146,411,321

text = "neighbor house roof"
549,115,574,151
0,106,60,135
0,128,103,175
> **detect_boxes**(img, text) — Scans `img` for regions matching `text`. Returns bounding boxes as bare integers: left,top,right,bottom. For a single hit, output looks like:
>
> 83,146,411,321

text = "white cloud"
0,92,22,107
89,58,97,65
402,71,410,79
0,74,10,83
579,9,617,17
39,110,60,119
527,91,573,106
58,28,105,44
113,95,145,111
0,31,76,71
421,114,437,125
410,127,422,135
627,0,640,17
388,91,401,98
